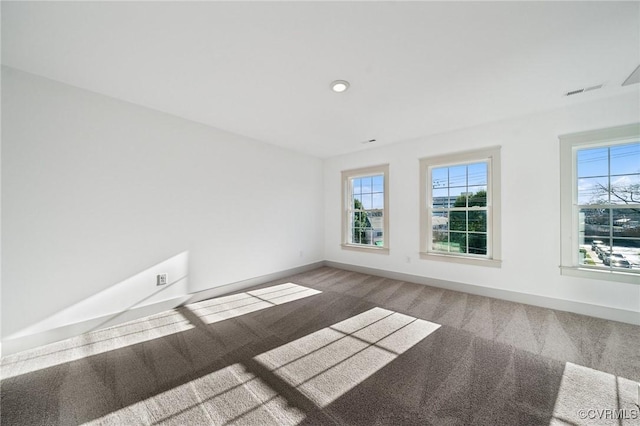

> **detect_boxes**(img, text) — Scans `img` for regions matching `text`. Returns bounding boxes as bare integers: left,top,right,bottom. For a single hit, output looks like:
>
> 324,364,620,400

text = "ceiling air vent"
565,84,603,97
622,65,640,86
566,88,584,96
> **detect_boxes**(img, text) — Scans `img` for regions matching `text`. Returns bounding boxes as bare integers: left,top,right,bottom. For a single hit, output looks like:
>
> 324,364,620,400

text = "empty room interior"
2,2,640,425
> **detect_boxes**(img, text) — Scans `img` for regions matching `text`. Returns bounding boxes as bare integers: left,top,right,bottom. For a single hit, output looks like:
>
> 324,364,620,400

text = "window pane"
449,187,468,207
613,208,640,238
581,208,610,240
612,238,639,270
367,210,384,232
353,228,371,245
354,211,370,229
449,165,466,187
352,228,363,244
588,238,640,270
348,211,355,243
367,210,384,247
584,239,612,269
609,174,640,205
361,177,373,194
468,211,487,232
577,146,608,178
432,241,450,253
579,209,639,269
432,234,450,253
432,168,448,189
578,209,612,266
372,175,384,193
373,230,384,247
361,193,373,210
578,177,608,205
467,162,487,185
431,212,449,252
372,193,384,209
349,213,359,243
450,211,467,232
579,245,597,266
610,142,640,176
352,196,363,209
467,186,487,207
448,232,466,253
352,178,361,195
351,210,370,245
432,213,449,230
467,233,487,255
432,188,449,208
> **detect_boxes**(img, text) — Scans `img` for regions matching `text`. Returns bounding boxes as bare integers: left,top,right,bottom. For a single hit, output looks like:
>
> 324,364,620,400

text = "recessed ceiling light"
330,80,350,93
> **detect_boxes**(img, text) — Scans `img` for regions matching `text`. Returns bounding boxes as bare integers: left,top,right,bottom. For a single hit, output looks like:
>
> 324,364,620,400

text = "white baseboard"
1,261,324,357
324,261,640,326
183,261,325,305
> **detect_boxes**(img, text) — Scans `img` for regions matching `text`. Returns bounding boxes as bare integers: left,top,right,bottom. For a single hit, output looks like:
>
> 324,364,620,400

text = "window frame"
419,146,502,267
559,123,640,284
341,164,390,253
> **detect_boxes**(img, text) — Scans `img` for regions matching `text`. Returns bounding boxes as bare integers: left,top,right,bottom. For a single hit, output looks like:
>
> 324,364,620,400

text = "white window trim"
341,164,390,253
559,123,640,284
419,146,502,267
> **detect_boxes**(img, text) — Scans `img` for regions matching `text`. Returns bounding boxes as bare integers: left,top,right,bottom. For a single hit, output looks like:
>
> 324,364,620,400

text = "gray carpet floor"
2,266,639,425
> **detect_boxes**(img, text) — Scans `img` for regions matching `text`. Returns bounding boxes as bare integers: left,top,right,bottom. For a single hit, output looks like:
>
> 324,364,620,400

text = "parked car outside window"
603,253,625,266
610,258,632,269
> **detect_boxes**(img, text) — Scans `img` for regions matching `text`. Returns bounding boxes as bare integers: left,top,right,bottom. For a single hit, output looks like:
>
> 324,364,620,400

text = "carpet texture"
1,267,639,425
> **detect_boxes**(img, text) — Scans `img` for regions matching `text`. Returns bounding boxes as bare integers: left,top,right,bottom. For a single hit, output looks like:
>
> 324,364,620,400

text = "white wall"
1,67,324,347
324,92,640,316
3,64,638,354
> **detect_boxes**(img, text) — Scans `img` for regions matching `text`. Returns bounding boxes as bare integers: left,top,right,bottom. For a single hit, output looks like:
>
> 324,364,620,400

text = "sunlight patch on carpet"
189,283,321,325
551,362,640,426
254,307,440,407
88,363,305,425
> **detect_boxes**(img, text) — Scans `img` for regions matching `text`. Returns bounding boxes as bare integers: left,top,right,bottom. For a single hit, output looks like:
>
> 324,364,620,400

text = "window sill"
419,252,502,268
560,266,640,284
341,244,390,254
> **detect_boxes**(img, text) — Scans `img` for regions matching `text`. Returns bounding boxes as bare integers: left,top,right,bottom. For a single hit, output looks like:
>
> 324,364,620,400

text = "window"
420,147,501,267
560,123,640,283
341,165,389,252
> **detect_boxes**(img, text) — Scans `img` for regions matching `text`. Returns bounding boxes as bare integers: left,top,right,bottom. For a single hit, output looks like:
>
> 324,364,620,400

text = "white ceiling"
2,1,639,158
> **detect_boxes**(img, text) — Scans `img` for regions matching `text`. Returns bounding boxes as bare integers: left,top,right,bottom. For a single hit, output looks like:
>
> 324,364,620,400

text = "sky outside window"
577,142,640,205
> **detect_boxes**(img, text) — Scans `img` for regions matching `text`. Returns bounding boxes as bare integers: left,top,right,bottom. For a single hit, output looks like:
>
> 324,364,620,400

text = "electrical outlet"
157,273,168,286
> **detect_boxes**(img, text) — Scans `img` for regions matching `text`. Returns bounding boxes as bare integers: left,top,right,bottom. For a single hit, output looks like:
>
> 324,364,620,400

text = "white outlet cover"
157,273,168,286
